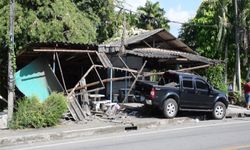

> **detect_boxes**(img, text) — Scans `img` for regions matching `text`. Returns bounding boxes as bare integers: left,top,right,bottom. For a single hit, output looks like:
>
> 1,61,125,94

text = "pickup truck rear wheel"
212,102,226,120
163,98,178,118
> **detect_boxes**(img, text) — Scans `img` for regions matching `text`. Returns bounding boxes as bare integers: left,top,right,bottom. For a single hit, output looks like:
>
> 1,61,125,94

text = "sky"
124,0,203,37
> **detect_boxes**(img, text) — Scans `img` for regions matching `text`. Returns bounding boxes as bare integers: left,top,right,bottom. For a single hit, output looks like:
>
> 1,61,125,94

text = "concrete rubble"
1,103,250,147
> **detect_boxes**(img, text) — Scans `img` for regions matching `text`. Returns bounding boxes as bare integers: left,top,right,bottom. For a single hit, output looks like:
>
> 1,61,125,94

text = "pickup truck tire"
212,101,226,120
163,98,178,118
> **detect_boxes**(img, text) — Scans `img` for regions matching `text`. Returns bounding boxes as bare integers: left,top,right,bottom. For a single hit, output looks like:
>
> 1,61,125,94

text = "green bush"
43,93,68,126
203,65,227,92
10,93,68,129
10,96,45,129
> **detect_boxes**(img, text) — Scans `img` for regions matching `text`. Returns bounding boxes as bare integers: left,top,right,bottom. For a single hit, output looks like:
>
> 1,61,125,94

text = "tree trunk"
7,0,15,125
234,0,241,95
224,39,228,84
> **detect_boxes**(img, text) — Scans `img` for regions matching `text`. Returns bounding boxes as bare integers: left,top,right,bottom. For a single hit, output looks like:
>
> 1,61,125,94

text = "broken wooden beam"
118,56,136,78
33,49,96,53
67,76,134,92
55,52,68,94
177,64,210,71
123,61,147,103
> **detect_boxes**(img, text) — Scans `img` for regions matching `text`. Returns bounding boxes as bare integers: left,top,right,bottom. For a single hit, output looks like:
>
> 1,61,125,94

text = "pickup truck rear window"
159,73,179,85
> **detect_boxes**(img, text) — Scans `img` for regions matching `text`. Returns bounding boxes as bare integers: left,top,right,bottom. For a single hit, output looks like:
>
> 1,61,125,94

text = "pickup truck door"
179,77,196,108
193,79,214,108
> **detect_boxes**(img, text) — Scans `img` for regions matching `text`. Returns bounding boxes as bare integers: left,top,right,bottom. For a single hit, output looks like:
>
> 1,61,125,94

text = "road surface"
2,118,250,150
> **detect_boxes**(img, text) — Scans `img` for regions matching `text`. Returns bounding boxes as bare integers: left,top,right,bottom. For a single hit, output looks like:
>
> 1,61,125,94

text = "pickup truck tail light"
150,88,156,99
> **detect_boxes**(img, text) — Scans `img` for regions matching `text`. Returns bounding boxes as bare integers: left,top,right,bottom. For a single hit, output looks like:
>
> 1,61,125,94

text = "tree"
74,0,116,43
238,0,250,78
179,0,250,92
137,0,169,30
0,0,98,107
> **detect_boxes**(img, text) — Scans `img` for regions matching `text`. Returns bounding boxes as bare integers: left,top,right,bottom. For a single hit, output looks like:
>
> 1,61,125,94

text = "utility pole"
234,0,241,95
7,0,15,125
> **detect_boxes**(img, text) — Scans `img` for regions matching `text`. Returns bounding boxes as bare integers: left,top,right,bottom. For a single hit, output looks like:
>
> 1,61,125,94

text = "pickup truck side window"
183,79,193,89
196,79,209,90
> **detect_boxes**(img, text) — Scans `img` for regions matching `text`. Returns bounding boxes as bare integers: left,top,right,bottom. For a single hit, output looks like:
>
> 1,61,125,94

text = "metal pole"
234,0,241,95
52,53,56,73
110,68,113,102
7,0,15,125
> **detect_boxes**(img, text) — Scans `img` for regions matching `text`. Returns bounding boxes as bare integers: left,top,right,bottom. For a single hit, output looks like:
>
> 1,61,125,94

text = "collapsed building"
15,28,218,121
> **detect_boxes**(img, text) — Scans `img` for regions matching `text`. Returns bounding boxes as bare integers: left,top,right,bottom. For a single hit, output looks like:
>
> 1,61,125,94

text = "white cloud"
166,5,195,23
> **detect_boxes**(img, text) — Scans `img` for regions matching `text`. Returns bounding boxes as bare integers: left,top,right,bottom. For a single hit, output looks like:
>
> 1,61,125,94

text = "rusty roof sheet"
126,48,213,64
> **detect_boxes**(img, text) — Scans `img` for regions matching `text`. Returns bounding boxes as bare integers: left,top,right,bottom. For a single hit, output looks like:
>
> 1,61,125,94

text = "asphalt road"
2,118,250,150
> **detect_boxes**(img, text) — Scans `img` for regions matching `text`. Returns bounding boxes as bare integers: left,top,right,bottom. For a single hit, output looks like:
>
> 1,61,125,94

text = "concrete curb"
0,125,126,146
226,105,250,118
0,117,195,147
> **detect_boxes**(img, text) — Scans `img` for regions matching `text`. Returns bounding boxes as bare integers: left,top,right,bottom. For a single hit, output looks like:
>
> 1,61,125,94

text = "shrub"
10,93,68,129
203,65,227,92
10,96,45,129
43,93,68,126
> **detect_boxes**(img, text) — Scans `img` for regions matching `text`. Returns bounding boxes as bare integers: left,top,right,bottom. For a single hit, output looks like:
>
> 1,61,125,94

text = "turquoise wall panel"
15,57,63,101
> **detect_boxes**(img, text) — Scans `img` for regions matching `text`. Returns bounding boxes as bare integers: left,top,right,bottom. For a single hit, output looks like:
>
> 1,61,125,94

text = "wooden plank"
87,87,105,93
67,76,134,92
67,96,80,121
68,95,86,121
55,53,68,94
68,65,95,96
123,61,147,103
143,64,210,76
101,53,112,67
177,64,210,71
87,53,105,88
97,52,113,68
143,40,152,48
118,56,136,78
80,80,91,116
97,53,108,68
33,49,96,53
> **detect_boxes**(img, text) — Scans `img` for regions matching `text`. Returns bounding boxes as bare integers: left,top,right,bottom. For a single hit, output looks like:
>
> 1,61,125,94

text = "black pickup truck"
135,70,228,119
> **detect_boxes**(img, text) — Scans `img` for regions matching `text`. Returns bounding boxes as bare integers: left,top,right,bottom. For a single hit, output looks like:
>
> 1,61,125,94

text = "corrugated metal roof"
109,28,164,46
99,28,196,54
30,41,98,50
126,48,213,64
